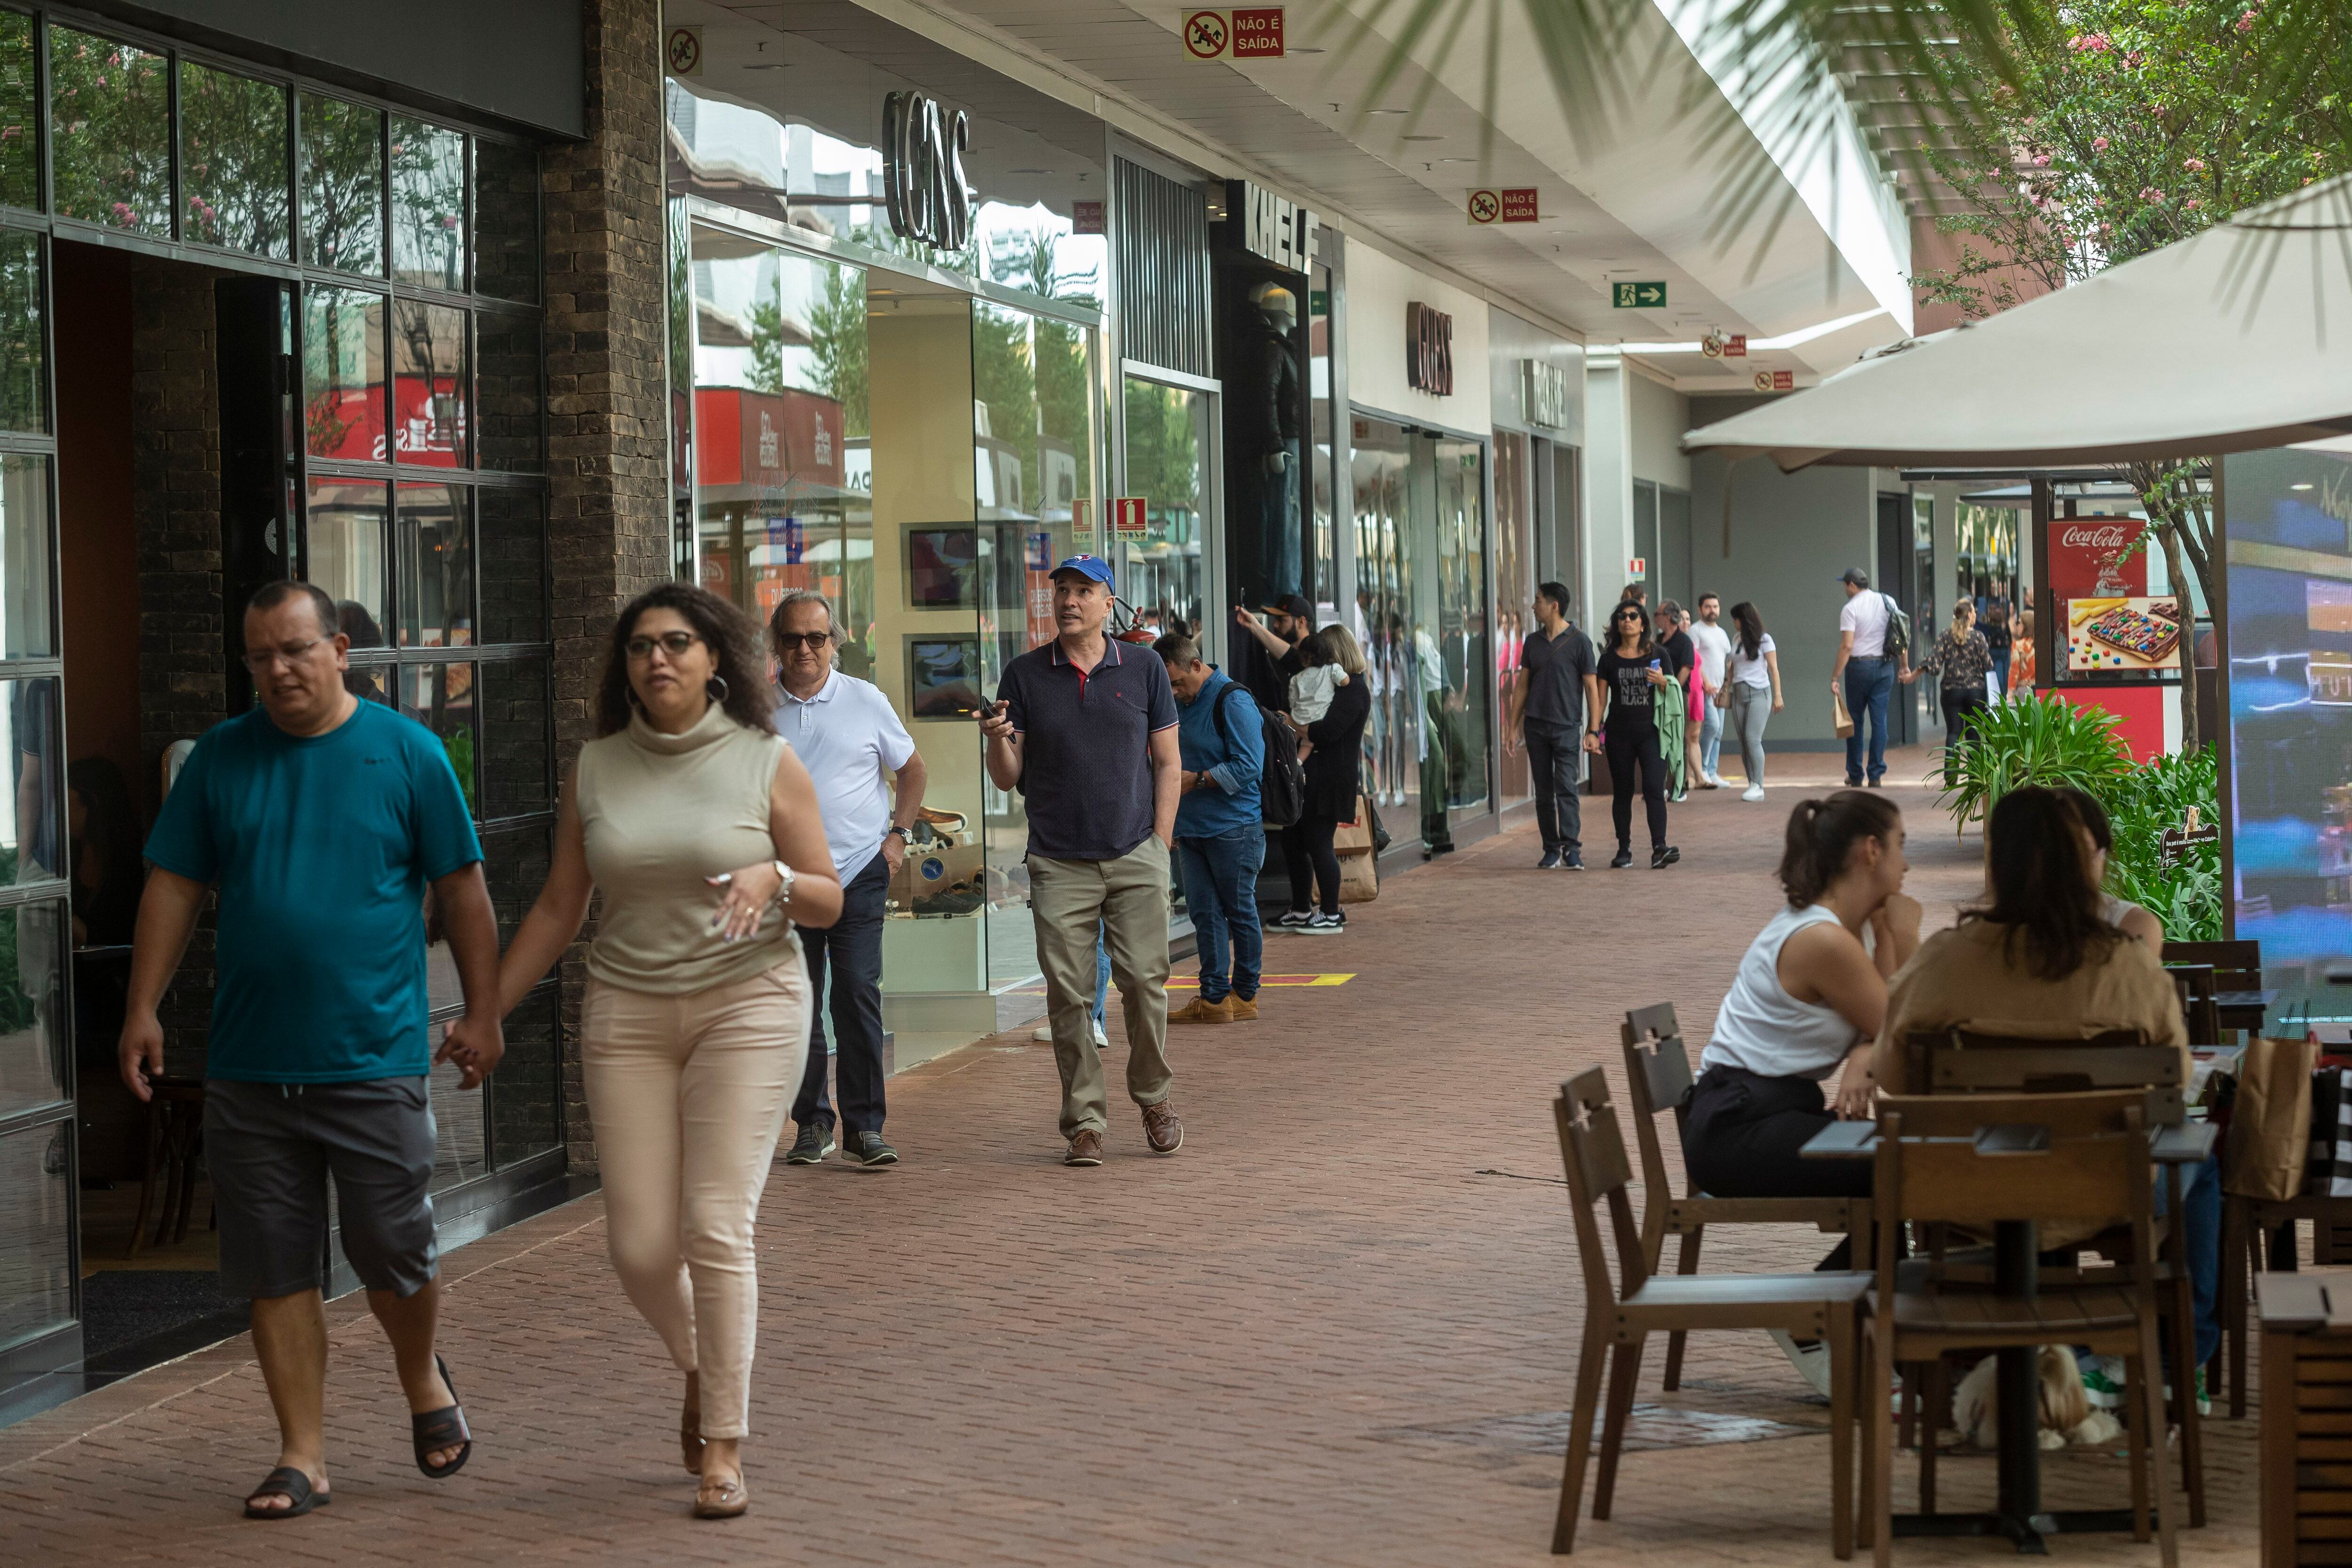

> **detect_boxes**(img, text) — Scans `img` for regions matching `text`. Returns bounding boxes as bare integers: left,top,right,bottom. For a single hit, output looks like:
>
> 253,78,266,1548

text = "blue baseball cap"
1051,554,1114,588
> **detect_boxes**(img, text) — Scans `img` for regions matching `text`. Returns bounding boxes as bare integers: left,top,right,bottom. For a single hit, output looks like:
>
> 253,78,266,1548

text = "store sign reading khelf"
883,91,971,252
1227,180,1316,273
1406,302,1454,395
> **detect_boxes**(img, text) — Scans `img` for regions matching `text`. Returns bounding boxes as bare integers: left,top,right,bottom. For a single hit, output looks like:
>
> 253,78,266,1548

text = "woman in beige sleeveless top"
494,583,841,1520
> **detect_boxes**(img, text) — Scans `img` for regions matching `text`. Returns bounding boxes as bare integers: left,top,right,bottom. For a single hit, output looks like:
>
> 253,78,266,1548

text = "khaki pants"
582,958,809,1440
1029,837,1173,1137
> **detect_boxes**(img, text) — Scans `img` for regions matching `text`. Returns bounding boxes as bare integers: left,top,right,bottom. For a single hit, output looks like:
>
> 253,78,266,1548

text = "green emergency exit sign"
1613,281,1667,308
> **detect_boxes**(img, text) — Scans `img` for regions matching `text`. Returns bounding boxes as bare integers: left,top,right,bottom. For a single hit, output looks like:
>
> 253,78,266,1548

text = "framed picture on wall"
906,525,979,608
907,635,983,718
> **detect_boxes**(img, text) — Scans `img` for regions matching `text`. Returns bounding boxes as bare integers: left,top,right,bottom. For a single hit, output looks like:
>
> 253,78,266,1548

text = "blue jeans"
1843,656,1895,785
1697,700,1724,780
1990,648,2011,696
2157,1150,2222,1369
1174,827,1265,1003
1090,928,1109,1025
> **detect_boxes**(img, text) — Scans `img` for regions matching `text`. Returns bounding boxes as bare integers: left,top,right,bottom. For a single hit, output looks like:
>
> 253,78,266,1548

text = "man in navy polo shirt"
981,556,1183,1167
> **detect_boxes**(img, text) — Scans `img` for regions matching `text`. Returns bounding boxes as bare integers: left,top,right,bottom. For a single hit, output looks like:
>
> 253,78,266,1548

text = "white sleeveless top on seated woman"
1701,902,1861,1081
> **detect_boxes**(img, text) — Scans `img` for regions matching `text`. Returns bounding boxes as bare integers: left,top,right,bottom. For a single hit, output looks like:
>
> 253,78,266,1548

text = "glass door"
1425,435,1491,834
1118,374,1216,642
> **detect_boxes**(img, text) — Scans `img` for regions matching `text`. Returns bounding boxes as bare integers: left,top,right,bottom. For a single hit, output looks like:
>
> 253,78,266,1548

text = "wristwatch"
770,860,795,910
887,825,914,844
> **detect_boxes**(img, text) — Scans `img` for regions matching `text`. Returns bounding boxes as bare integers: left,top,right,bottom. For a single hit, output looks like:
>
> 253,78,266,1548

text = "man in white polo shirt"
1829,567,1908,788
769,590,927,1168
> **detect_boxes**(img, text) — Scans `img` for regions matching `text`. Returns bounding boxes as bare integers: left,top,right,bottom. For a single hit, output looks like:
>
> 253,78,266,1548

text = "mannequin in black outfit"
1243,282,1302,600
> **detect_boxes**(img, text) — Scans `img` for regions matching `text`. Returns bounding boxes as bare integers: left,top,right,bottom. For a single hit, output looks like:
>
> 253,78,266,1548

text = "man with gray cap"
1830,567,1909,788
982,555,1184,1167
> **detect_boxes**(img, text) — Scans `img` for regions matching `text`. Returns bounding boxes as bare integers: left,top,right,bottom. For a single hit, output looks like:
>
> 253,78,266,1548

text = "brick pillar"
543,0,670,1169
130,256,227,1073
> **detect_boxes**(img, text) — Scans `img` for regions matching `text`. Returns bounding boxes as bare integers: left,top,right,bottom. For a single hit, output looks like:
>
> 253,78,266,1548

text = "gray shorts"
203,1076,440,1300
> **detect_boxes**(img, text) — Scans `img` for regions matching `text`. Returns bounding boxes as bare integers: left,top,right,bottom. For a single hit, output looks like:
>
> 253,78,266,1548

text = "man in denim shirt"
1156,633,1266,1025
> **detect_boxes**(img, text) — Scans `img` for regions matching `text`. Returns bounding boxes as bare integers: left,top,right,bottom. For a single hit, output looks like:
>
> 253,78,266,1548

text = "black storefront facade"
0,1,582,1421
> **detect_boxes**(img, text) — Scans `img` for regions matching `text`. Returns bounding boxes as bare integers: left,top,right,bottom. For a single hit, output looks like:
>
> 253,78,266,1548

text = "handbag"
2224,1033,2318,1201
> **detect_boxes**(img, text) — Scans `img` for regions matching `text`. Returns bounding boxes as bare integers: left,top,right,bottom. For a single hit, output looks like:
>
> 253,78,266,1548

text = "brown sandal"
693,1474,749,1519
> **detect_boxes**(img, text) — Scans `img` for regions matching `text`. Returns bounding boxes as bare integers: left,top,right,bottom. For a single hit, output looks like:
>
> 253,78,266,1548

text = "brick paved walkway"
0,760,2257,1565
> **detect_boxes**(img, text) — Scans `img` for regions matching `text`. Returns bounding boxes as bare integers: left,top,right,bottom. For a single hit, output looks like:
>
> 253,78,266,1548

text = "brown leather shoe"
1168,995,1232,1025
1141,1099,1183,1154
1064,1128,1105,1166
1227,996,1258,1021
694,1473,750,1519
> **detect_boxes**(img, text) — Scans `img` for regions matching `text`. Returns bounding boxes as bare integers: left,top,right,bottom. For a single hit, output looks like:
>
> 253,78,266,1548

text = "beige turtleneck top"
575,701,798,993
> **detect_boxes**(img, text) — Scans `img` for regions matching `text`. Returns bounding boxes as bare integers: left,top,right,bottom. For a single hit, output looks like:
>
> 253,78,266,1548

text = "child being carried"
1287,627,1349,723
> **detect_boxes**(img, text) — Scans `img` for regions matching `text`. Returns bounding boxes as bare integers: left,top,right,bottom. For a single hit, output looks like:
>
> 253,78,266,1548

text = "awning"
1682,177,2352,471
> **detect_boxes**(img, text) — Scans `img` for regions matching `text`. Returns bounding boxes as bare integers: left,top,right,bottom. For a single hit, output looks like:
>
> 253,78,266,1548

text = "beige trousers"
582,959,809,1439
1028,836,1173,1138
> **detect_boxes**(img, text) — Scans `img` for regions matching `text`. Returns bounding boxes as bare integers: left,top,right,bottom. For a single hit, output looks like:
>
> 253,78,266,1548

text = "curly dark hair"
596,582,777,738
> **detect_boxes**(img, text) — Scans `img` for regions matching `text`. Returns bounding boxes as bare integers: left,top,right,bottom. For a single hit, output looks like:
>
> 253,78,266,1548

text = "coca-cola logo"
2058,523,2135,550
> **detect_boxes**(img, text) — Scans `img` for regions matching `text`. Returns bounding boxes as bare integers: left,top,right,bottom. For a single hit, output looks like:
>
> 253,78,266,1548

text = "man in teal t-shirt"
119,582,502,1518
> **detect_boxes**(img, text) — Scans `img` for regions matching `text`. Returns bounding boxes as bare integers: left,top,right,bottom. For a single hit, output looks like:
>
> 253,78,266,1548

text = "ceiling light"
2294,483,2316,491
1402,134,1442,142
1007,167,1049,175
1438,157,1476,164
740,63,786,71
1289,46,1326,54
1366,108,1408,115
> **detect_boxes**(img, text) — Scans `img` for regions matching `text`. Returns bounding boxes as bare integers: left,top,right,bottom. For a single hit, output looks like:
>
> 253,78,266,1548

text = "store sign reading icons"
882,91,971,252
1229,180,1317,274
1406,302,1454,395
1184,8,1285,60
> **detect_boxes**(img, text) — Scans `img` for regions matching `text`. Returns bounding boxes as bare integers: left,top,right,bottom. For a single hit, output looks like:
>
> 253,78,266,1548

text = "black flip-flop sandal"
243,1465,330,1520
412,1353,474,1479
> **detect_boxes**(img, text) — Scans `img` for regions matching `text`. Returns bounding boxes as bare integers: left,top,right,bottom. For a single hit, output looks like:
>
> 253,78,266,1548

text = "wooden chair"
2162,964,2222,1048
1859,1092,2180,1568
1621,1001,1871,1391
1899,1028,2205,1525
2161,939,2259,977
1550,1067,1869,1557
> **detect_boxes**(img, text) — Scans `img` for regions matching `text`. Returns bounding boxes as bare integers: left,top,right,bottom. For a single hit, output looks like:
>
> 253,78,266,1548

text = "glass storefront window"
396,481,472,648
425,1036,488,1192
0,678,60,889
300,92,385,276
0,13,32,212
0,454,51,657
306,477,389,647
303,284,386,461
179,61,290,258
390,118,466,292
1309,263,1335,617
0,226,37,432
1494,430,1532,808
489,984,561,1167
1429,436,1492,826
0,899,64,1118
473,140,539,304
390,299,468,468
401,662,479,813
1120,376,1211,640
0,1118,72,1353
48,29,168,235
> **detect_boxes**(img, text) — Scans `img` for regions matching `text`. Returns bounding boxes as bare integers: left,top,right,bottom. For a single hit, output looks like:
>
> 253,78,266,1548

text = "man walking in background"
120,581,498,1518
983,556,1184,1167
1653,601,1697,803
1830,567,1907,788
1503,581,1598,869
770,589,926,1170
1689,593,1732,789
1157,634,1266,1025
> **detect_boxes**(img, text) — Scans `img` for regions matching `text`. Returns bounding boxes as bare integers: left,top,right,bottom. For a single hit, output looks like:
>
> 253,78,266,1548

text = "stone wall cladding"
131,257,225,1072
543,0,671,1170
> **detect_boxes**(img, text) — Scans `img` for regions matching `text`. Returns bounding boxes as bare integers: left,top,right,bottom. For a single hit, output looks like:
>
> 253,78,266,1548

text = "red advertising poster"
2047,517,2148,598
309,374,464,466
2050,517,2182,677
692,386,848,492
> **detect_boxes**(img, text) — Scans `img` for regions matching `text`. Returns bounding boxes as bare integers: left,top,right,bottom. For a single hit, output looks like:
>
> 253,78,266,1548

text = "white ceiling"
700,0,1915,383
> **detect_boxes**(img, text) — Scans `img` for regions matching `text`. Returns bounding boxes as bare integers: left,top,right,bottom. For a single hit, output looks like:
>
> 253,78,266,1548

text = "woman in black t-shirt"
1588,601,1679,869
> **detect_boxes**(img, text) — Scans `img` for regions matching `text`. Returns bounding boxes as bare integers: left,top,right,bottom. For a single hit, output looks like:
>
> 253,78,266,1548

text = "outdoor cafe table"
1802,1114,2218,1553
2216,989,2278,1035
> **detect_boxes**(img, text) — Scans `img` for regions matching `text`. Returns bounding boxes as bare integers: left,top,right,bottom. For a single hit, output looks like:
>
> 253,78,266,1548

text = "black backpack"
1214,682,1305,828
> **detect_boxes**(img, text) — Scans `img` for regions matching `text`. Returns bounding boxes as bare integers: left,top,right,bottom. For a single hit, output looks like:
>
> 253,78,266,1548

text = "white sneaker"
1033,1020,1111,1046
1093,1020,1108,1047
1741,784,1765,802
1769,1329,1836,1399
1298,909,1347,935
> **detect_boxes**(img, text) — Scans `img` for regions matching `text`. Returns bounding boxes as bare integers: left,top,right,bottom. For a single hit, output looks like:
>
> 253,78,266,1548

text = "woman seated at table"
1876,785,2216,1377
2063,787,2163,953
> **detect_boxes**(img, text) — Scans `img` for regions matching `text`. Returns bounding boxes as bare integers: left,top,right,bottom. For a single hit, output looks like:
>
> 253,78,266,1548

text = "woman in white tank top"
2064,788,2163,954
1683,792,1922,1211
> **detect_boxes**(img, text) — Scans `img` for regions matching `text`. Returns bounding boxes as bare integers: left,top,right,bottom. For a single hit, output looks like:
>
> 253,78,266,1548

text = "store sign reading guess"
1406,302,1454,395
882,91,971,251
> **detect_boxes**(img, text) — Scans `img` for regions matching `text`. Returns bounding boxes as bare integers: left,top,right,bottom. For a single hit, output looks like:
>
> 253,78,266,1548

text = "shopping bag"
2223,1033,2318,1200
1332,795,1376,856
1832,687,1855,739
1338,848,1379,903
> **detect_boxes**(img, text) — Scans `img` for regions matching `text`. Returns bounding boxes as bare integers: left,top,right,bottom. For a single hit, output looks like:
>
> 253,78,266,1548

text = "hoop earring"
707,674,731,703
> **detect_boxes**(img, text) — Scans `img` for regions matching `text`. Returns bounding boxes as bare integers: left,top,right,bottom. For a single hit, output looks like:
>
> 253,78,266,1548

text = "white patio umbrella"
1682,176,2352,470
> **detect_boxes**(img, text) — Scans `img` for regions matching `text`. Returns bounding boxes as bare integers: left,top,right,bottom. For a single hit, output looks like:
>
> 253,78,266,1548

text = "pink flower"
2095,196,2108,208
2185,156,2206,172
2140,187,2165,202
2124,49,2144,66
110,201,133,223
2031,153,2051,167
2092,136,2110,151
2236,10,2255,30
2184,198,2202,210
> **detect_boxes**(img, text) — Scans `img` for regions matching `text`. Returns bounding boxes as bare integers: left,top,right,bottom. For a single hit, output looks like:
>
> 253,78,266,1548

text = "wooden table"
2218,988,2280,1035
1803,1116,2216,1553
2254,1270,2352,1567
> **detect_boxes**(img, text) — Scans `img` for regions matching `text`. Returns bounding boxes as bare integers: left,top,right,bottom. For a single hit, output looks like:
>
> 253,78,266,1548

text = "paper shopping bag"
2223,1033,2318,1200
1832,687,1855,739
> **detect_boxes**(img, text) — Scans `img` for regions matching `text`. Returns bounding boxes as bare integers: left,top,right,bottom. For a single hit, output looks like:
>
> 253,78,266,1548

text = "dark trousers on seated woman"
1683,1064,1870,1269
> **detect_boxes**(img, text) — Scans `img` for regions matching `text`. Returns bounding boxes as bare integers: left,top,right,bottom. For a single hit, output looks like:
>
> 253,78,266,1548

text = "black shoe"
1652,845,1681,869
783,1122,834,1165
1537,849,1562,869
1610,847,1634,869
1564,849,1585,870
841,1130,898,1167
